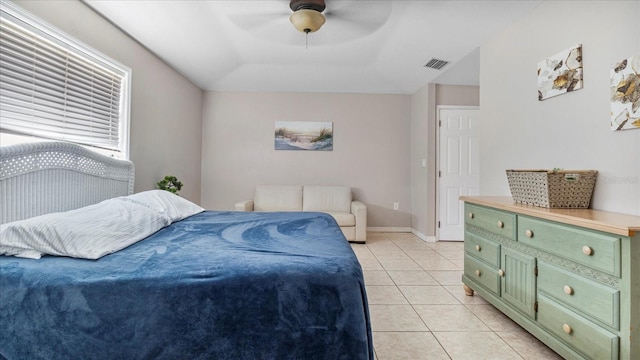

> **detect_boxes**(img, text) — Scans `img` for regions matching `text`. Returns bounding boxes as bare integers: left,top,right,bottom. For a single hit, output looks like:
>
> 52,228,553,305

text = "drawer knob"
498,269,505,277
562,323,572,334
525,229,534,238
582,246,593,256
497,220,504,228
475,270,481,277
475,245,481,252
468,212,475,219
563,285,574,295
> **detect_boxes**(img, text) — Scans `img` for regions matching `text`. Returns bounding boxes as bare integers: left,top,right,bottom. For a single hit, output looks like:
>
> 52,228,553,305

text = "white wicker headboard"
0,142,134,224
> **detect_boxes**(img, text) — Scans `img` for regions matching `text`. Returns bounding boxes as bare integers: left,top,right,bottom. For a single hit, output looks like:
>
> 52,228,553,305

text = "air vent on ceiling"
424,58,449,70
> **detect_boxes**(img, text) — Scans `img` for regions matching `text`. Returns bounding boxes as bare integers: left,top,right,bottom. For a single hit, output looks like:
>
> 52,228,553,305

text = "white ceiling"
85,0,541,94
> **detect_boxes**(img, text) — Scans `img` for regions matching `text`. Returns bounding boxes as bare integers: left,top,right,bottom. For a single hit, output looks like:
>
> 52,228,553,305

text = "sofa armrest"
235,200,254,211
351,201,367,242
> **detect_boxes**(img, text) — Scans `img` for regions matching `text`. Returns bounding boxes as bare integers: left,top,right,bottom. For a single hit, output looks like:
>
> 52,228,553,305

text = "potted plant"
157,175,183,195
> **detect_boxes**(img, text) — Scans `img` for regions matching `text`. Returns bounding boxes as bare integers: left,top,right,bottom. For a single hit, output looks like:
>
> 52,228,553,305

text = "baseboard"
367,227,412,233
411,229,437,243
366,227,437,242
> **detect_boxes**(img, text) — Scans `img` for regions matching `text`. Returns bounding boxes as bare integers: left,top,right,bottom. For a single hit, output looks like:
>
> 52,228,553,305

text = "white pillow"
124,190,204,222
0,190,205,260
0,197,170,260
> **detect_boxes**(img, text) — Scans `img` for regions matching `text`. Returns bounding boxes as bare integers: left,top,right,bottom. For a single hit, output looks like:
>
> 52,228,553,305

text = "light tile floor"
352,232,564,360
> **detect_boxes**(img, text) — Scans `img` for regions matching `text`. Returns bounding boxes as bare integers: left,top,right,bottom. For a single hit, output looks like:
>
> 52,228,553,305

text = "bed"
0,142,373,360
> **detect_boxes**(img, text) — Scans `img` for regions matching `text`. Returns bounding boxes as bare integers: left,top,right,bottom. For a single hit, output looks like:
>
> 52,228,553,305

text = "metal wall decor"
537,44,583,101
611,55,640,131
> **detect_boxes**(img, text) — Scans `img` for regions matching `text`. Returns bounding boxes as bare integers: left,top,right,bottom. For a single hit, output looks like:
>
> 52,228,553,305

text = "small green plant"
157,175,183,194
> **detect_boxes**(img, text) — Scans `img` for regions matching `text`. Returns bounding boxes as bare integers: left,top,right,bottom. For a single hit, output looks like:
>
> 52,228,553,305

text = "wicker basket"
506,170,598,208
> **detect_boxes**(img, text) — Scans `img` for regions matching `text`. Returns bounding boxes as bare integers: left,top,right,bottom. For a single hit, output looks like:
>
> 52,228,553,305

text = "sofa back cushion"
303,186,352,213
254,185,303,211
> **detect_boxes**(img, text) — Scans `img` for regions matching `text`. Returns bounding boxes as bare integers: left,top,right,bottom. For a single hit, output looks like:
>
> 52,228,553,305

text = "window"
0,1,131,158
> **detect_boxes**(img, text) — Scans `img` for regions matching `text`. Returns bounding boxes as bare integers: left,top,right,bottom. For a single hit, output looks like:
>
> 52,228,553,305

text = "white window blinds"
0,4,129,153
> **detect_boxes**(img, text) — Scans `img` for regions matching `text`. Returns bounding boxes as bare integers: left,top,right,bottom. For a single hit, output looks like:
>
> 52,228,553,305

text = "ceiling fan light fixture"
289,9,325,33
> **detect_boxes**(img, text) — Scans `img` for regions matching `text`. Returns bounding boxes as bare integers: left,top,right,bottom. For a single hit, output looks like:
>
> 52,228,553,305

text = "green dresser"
461,197,640,360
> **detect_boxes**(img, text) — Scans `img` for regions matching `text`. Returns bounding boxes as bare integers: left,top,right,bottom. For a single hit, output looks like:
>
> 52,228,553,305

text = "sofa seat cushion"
324,212,356,227
303,186,351,213
254,185,302,211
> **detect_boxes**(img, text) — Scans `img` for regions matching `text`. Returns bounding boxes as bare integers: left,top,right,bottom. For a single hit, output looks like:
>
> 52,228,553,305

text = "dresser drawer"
538,261,619,329
464,232,501,267
518,216,621,276
464,255,500,296
537,294,619,360
465,204,516,240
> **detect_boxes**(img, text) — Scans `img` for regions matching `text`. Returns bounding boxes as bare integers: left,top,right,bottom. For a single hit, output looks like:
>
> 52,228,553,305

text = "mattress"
0,211,373,360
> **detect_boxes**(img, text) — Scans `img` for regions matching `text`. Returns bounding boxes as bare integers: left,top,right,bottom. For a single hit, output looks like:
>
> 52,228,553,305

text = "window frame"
0,0,132,159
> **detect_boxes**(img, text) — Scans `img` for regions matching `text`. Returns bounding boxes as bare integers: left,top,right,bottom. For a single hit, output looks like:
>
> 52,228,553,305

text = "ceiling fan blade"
325,1,391,23
226,0,393,47
227,11,289,32
223,1,292,31
323,1,392,36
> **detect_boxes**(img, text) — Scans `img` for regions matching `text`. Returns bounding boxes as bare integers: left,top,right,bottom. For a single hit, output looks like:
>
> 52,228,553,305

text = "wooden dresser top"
460,196,640,237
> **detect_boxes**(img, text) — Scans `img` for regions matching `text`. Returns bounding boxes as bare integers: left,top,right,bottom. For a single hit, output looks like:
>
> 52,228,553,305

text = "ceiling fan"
289,0,327,34
226,1,392,46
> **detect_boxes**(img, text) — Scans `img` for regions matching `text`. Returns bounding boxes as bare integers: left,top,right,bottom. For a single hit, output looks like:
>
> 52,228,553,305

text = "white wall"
436,85,480,106
410,84,433,239
411,84,480,239
15,0,204,203
201,91,412,228
480,0,640,215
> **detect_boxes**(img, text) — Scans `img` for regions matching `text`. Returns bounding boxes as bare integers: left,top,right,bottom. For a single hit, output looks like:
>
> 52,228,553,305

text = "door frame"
435,105,479,241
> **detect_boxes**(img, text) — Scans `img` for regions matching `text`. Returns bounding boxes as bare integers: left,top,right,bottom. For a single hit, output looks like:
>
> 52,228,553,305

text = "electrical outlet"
393,202,399,210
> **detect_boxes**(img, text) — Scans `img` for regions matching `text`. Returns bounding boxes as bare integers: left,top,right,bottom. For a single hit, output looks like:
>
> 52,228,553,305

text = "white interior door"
437,107,480,241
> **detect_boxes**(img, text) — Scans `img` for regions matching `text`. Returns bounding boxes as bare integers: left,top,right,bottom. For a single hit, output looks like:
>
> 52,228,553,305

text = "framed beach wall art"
537,44,583,101
610,55,640,131
275,121,333,151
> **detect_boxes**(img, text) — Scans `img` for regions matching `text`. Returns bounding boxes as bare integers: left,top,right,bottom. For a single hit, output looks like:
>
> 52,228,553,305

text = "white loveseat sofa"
235,185,367,243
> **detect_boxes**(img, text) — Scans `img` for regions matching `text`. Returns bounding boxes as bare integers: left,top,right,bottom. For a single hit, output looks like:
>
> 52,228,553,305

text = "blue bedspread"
0,211,373,360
